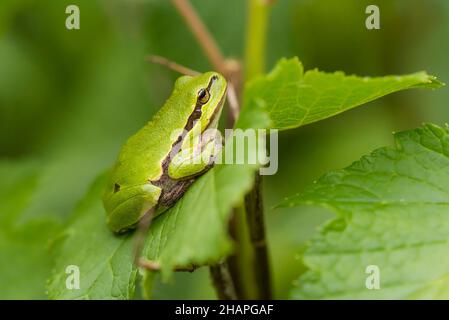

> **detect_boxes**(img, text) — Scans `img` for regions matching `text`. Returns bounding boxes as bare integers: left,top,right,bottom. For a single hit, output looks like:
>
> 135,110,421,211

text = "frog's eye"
198,88,210,104
114,183,121,193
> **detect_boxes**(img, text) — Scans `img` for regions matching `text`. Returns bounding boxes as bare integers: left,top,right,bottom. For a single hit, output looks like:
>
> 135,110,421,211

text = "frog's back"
107,72,221,192
111,86,196,187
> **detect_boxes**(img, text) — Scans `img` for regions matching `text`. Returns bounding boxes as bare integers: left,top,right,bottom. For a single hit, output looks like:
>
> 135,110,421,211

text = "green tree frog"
103,72,227,233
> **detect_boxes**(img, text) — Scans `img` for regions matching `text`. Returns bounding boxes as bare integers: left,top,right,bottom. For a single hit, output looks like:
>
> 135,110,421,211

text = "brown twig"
171,0,242,122
138,260,161,271
146,54,200,76
147,54,240,127
172,0,227,74
146,53,240,124
209,262,238,300
226,82,240,122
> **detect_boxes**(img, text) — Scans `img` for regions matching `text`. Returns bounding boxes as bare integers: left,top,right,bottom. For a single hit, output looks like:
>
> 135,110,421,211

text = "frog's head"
174,71,227,132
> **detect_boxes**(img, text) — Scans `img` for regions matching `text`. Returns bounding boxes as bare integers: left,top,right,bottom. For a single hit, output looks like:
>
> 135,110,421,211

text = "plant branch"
172,0,242,122
146,54,200,76
209,262,238,300
244,173,272,299
226,82,240,122
172,0,227,74
244,0,272,82
145,54,239,123
243,0,273,300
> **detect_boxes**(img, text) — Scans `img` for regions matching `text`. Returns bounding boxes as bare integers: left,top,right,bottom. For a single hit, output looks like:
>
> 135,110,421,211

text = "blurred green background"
0,0,448,299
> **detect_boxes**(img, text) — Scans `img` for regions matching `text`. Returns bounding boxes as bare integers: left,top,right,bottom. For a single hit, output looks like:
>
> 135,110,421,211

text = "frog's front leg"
168,132,223,180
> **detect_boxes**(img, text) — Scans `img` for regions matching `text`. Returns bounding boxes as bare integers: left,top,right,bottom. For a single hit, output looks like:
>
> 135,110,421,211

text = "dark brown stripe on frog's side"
151,76,225,205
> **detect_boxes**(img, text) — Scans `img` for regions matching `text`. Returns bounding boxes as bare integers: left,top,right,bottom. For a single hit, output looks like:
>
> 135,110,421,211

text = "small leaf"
280,124,449,299
47,173,138,300
238,57,444,130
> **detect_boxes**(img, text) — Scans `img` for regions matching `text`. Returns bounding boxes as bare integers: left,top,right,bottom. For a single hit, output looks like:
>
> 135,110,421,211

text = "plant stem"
146,55,200,76
171,0,242,125
243,0,273,299
244,174,272,299
244,0,271,82
209,262,238,300
172,0,227,74
227,206,259,299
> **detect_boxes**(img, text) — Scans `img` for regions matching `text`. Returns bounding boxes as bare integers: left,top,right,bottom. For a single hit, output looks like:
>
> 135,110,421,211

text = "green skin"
103,72,227,233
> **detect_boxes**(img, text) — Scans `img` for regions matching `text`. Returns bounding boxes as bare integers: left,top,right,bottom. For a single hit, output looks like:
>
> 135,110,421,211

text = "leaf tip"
416,72,445,89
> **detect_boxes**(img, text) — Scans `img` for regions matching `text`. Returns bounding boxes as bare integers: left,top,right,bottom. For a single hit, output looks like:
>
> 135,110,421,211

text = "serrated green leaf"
237,57,444,130
47,173,138,300
280,124,449,299
0,160,60,299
